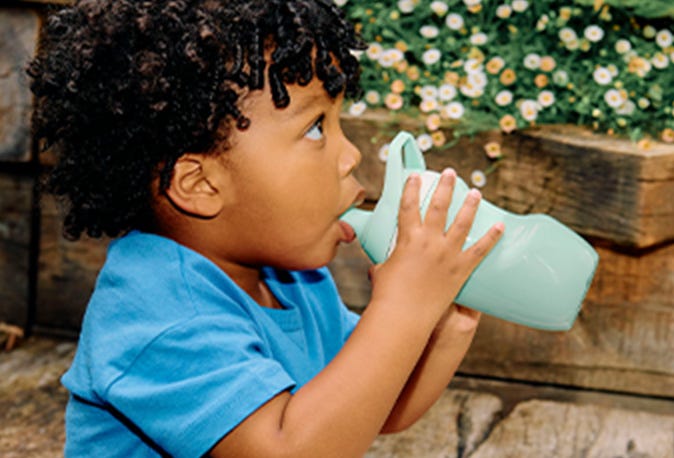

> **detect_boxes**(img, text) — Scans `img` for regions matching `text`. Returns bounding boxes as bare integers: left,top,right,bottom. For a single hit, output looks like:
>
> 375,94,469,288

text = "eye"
305,115,325,141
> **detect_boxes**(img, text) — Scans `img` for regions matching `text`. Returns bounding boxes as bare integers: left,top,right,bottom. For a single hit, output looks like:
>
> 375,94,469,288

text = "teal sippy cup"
340,131,599,331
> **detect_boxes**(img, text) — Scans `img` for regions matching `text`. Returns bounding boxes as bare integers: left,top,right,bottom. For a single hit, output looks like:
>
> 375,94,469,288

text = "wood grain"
341,112,674,248
329,240,674,398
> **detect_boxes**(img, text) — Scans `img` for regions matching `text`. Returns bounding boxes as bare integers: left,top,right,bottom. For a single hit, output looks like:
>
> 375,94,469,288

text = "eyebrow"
287,92,328,118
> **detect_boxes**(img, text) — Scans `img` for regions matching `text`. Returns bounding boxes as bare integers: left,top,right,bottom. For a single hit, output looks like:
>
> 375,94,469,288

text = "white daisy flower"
616,99,636,116
464,58,484,74
333,0,348,6
523,53,541,70
416,134,434,152
584,25,605,42
443,101,465,119
565,38,580,50
467,71,488,88
638,97,650,109
438,84,457,102
604,89,624,108
656,29,673,48
446,13,465,30
365,90,381,105
496,4,512,18
558,27,577,43
607,64,619,77
593,66,612,85
420,25,440,39
615,39,632,54
495,90,513,106
520,99,539,121
366,43,384,60
397,0,416,13
348,101,367,116
652,52,669,69
378,143,391,162
422,48,442,65
379,49,404,68
511,0,529,12
470,32,488,46
430,1,449,16
460,83,484,99
470,170,487,188
463,0,482,6
552,70,569,86
420,85,439,99
419,98,439,113
537,90,555,108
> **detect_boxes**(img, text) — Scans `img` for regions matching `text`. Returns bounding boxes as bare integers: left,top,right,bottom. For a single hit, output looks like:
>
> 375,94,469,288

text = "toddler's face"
215,76,366,270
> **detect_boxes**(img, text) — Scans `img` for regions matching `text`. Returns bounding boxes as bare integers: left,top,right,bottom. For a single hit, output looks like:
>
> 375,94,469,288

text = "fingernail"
441,168,456,179
468,188,482,200
494,222,505,232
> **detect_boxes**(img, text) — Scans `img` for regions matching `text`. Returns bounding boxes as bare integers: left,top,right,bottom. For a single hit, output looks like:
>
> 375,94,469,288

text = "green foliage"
338,0,674,148
573,0,674,19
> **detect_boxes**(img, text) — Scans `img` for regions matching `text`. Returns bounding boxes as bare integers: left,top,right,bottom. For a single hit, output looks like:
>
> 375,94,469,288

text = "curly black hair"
28,0,365,239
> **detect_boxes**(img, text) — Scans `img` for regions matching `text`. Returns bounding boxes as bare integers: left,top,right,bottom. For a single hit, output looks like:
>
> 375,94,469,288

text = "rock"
471,399,674,458
366,390,503,458
0,338,75,458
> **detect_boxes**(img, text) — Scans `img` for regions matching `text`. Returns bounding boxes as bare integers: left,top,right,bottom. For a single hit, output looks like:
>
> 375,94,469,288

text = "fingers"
424,169,456,230
446,187,504,264
446,188,482,244
397,173,422,237
465,221,505,267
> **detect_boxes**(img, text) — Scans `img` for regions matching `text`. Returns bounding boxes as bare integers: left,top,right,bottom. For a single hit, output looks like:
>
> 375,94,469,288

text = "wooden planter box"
329,112,674,398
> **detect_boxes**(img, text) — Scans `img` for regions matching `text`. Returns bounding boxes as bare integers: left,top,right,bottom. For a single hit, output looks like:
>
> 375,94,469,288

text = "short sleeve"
104,314,295,458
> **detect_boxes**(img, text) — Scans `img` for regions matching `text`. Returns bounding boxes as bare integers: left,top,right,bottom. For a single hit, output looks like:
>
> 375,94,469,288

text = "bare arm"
210,170,503,458
380,303,482,433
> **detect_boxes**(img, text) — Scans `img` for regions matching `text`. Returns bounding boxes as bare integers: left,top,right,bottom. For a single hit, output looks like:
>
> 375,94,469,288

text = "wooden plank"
0,7,40,163
0,171,33,328
341,113,674,248
35,194,108,332
329,240,674,398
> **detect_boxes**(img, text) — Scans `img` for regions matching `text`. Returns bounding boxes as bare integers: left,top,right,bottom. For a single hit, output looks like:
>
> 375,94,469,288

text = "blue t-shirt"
61,232,360,457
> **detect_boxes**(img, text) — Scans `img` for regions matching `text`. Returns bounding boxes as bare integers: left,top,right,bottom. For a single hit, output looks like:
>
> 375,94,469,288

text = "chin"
283,249,336,272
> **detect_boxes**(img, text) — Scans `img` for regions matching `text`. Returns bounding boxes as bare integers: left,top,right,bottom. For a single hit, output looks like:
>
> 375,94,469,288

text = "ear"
165,154,224,218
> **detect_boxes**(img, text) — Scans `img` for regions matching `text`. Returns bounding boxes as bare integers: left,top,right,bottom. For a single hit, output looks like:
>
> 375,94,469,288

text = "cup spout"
339,207,372,240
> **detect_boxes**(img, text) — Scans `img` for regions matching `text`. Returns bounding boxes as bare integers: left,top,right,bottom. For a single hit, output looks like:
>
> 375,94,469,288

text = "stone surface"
0,7,40,162
0,338,75,458
366,390,503,458
471,400,674,458
2,338,674,458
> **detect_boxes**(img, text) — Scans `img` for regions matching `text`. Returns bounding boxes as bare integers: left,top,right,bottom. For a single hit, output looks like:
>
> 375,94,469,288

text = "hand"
369,169,504,323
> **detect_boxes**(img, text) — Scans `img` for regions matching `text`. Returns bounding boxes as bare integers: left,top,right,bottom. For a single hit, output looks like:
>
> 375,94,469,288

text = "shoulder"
68,232,258,394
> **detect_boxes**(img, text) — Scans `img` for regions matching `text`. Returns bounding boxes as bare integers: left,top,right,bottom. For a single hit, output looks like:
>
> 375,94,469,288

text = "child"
29,1,503,456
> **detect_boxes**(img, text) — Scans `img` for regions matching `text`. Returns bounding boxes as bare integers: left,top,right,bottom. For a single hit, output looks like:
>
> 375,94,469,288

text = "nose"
339,133,362,177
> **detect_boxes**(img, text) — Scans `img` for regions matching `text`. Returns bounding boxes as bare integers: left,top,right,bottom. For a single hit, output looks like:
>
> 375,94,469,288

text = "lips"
339,220,357,243
338,188,366,244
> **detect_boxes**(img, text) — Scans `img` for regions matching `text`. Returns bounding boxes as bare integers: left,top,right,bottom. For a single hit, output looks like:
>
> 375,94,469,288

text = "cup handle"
382,131,427,206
